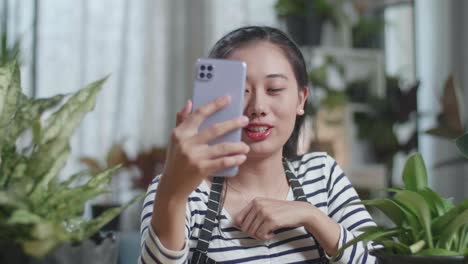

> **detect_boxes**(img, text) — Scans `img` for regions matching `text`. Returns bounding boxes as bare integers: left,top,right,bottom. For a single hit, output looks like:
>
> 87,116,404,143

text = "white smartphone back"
192,58,246,177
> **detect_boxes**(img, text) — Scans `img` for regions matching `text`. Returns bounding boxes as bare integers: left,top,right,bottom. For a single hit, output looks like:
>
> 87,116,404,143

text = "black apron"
189,159,329,264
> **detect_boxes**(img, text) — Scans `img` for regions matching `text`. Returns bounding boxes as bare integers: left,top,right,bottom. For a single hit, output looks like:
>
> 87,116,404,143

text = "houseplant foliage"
80,144,166,191
350,76,419,165
0,61,140,260
334,151,468,262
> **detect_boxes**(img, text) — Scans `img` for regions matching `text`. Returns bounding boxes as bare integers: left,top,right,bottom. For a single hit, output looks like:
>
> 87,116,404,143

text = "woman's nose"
245,92,267,118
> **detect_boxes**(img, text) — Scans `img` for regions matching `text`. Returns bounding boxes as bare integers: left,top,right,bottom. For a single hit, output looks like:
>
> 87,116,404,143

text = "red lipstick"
244,122,273,141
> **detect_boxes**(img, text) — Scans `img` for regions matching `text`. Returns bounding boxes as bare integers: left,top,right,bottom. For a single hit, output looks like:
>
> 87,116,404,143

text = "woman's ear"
297,86,309,114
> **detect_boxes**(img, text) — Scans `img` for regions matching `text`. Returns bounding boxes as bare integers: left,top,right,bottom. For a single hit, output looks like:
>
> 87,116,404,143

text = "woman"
140,26,376,263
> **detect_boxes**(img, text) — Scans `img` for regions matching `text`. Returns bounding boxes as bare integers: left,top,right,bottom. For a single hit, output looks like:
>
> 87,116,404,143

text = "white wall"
415,0,468,202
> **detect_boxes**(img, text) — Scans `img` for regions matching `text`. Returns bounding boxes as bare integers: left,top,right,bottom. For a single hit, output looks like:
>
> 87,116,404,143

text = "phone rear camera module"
207,65,213,71
200,65,206,71
199,72,205,79
207,73,212,79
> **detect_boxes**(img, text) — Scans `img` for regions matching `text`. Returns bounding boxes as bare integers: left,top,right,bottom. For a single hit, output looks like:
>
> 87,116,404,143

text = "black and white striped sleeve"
324,155,377,264
139,175,191,264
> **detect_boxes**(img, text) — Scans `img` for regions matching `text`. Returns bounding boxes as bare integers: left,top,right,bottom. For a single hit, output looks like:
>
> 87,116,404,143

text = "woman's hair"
208,26,309,159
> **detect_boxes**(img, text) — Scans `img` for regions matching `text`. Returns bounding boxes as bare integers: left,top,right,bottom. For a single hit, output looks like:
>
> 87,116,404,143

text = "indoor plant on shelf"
274,0,345,46
334,135,468,263
0,61,141,264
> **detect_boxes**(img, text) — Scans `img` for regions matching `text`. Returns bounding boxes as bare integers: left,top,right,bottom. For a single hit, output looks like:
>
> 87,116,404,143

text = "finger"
255,218,277,240
176,100,192,126
205,142,249,159
234,200,254,227
195,115,248,144
201,154,247,175
241,207,258,236
257,228,275,240
181,95,231,129
247,216,265,240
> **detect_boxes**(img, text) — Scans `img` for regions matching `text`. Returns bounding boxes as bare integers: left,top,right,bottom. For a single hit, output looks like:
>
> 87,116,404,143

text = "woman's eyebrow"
265,73,288,80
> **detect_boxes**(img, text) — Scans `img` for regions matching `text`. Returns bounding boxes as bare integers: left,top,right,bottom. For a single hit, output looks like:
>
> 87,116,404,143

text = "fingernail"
240,116,249,124
181,100,188,111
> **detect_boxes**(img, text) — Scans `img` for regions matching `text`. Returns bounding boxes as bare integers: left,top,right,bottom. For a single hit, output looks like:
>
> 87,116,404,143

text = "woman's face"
227,41,308,159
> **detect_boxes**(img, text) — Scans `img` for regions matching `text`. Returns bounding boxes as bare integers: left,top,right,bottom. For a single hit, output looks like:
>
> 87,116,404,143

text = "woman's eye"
268,88,284,93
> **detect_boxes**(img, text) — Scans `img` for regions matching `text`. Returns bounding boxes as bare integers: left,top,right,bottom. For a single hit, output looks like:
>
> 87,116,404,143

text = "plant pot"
285,2,324,46
0,232,119,264
91,203,121,231
372,249,468,264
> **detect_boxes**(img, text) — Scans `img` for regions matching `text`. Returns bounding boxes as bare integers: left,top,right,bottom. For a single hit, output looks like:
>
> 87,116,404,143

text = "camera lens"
207,65,213,71
200,65,206,70
207,73,212,79
199,73,205,78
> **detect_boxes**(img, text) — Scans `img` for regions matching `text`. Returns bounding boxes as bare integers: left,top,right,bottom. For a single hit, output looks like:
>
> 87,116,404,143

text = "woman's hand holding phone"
159,96,250,201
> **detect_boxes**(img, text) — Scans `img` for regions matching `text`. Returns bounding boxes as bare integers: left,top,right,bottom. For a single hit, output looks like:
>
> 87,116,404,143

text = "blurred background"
2,0,468,262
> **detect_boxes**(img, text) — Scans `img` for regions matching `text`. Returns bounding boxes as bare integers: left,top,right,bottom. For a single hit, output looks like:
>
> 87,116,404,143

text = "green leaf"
59,171,90,187
458,225,468,253
378,240,411,254
33,167,120,219
78,193,144,241
0,190,26,208
333,226,400,260
0,61,21,148
30,147,70,199
7,209,41,225
438,208,468,247
433,200,468,234
372,193,421,242
394,190,433,248
455,132,468,158
22,238,58,258
27,77,107,192
4,95,64,144
361,199,405,226
402,153,428,191
419,187,449,217
21,221,65,257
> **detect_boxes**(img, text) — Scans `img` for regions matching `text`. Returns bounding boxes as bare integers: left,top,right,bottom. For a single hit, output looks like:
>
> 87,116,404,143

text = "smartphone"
192,58,247,177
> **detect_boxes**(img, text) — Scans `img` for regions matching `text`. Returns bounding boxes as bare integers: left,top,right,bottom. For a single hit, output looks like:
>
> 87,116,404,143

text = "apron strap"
283,158,329,263
191,177,224,256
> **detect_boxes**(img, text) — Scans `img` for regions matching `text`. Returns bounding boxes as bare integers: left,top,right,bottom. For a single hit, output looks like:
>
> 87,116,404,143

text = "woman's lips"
243,123,273,141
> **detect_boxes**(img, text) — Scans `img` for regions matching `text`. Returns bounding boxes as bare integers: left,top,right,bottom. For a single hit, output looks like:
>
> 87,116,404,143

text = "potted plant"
81,144,166,191
348,75,419,189
334,135,468,263
81,144,166,231
352,16,385,49
274,0,344,46
0,61,142,263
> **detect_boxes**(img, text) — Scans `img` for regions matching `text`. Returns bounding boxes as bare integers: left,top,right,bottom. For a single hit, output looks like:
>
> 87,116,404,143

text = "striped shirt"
140,152,376,263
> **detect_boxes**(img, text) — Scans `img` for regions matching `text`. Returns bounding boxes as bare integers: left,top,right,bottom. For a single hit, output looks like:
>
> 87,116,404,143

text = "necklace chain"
226,177,289,204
